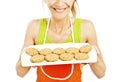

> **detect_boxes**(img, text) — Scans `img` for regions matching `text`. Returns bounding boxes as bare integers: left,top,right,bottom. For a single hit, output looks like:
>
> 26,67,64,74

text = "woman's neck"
51,15,70,26
49,16,71,34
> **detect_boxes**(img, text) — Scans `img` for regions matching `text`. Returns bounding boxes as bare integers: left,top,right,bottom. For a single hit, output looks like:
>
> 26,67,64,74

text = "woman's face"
45,0,75,19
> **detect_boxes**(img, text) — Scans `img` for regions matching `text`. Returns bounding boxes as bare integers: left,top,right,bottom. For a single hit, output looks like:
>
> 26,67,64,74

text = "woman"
16,0,106,82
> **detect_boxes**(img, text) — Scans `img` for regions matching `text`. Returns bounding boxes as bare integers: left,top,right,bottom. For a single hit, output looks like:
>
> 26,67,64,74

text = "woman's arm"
83,20,106,78
16,20,39,77
16,56,31,77
89,45,106,78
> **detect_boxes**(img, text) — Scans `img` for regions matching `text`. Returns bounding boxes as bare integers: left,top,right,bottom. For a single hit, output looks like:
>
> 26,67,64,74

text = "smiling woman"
16,0,106,82
45,0,76,19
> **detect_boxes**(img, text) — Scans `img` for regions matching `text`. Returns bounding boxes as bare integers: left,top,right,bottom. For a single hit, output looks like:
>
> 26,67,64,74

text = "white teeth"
55,8,65,13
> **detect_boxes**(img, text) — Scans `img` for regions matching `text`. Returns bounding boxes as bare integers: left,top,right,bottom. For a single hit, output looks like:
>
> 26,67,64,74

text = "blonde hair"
71,0,79,18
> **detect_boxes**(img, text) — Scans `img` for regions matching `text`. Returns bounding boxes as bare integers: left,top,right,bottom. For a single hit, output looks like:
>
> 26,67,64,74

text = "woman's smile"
54,8,66,13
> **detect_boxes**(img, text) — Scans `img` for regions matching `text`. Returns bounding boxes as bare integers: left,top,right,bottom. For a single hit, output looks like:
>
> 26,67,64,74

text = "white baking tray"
21,43,97,67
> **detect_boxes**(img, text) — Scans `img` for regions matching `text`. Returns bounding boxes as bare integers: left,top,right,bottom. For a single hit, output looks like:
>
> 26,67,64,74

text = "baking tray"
21,43,97,67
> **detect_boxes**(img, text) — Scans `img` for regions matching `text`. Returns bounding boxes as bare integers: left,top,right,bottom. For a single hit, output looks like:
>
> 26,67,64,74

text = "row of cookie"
26,45,92,56
30,52,89,63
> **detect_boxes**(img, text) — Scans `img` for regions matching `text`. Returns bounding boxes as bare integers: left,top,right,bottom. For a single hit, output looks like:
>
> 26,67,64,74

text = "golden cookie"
45,54,59,62
66,47,79,54
79,45,92,53
30,55,44,63
40,48,52,55
26,48,39,56
74,53,89,60
53,48,65,55
60,53,74,61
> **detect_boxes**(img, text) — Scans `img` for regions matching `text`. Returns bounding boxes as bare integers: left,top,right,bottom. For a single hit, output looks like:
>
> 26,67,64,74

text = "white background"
0,0,120,82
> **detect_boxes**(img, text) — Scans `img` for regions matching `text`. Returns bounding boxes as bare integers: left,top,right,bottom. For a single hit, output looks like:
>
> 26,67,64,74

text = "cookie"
66,47,79,54
53,48,65,55
45,54,59,62
26,48,39,56
74,53,89,60
40,48,52,55
79,45,92,53
60,53,74,61
30,55,44,63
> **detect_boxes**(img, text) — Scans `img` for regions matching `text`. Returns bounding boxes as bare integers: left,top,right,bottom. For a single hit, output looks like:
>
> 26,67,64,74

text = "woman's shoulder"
28,19,40,26
75,18,93,25
79,18,95,29
28,18,48,26
26,18,48,32
27,18,47,29
74,18,94,27
25,19,41,35
78,18,96,36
